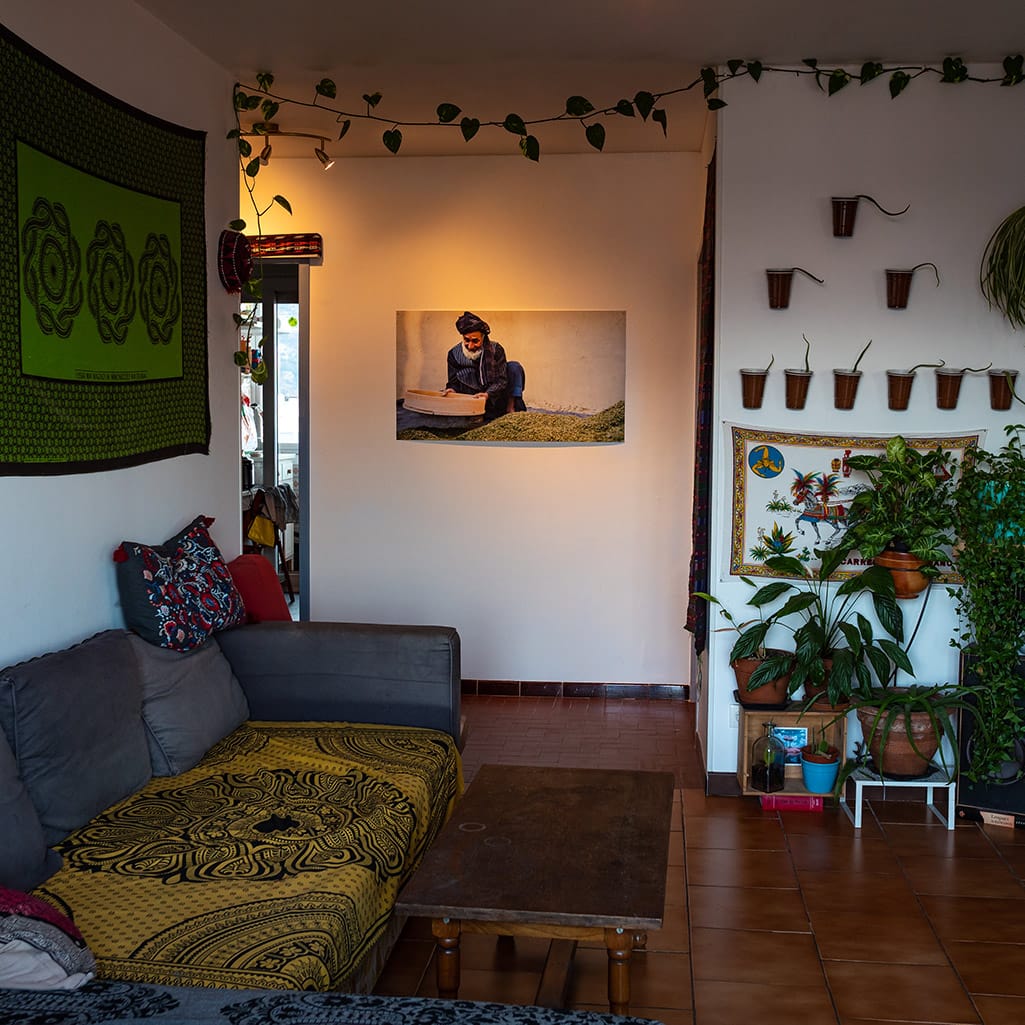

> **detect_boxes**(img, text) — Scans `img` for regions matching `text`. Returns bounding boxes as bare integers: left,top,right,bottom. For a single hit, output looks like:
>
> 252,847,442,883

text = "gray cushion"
0,731,60,891
129,634,250,776
0,630,152,844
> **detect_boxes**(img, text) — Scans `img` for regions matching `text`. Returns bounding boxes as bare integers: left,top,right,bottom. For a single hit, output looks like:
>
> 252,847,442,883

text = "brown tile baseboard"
461,679,690,701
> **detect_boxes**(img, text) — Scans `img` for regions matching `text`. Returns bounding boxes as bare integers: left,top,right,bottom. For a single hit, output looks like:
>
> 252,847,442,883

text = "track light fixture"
243,123,335,170
314,141,335,170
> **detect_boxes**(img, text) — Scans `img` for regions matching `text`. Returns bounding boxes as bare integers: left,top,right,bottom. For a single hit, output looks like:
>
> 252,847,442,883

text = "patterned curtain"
685,150,716,653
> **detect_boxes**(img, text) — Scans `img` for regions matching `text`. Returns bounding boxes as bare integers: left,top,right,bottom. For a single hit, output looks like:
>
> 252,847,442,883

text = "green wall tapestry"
0,25,208,474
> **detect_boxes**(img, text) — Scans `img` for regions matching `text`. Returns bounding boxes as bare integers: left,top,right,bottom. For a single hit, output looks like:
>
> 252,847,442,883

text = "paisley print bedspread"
34,722,461,991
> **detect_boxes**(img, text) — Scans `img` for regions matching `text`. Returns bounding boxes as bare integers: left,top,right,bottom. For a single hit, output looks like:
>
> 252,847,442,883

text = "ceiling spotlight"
259,141,272,165
314,141,335,170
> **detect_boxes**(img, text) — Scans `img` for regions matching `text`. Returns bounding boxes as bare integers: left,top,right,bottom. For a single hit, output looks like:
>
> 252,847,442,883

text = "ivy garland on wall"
230,55,1025,172
226,55,1025,372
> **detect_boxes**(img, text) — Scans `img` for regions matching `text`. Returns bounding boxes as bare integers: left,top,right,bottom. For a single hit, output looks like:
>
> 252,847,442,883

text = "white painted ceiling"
133,0,1025,156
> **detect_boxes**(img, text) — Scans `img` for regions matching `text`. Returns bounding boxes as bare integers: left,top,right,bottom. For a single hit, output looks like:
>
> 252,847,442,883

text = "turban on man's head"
455,311,490,336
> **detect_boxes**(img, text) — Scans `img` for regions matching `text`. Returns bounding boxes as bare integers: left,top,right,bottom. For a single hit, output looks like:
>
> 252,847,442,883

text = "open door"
240,262,308,618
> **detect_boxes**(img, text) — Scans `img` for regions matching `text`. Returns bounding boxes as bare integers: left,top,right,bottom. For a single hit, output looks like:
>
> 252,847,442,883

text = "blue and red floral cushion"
114,516,247,652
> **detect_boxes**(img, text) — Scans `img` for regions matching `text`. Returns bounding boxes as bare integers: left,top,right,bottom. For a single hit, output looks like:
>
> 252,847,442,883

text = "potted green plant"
716,546,909,709
839,435,957,596
981,203,1025,328
694,579,795,707
843,680,975,781
950,423,1025,784
800,728,840,793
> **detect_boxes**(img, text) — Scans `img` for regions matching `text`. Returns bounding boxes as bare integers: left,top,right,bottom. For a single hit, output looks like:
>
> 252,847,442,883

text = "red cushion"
227,555,291,623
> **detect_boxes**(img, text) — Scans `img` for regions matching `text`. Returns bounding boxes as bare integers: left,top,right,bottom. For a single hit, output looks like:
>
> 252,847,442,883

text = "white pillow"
0,939,94,990
0,886,95,991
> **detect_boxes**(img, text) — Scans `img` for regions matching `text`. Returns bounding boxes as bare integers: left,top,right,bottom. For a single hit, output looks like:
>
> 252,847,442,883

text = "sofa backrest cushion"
0,731,61,891
0,630,152,845
114,515,247,652
227,554,292,623
129,635,250,776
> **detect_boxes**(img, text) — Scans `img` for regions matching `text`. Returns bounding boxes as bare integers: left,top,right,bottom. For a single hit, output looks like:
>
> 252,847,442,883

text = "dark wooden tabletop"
395,764,675,928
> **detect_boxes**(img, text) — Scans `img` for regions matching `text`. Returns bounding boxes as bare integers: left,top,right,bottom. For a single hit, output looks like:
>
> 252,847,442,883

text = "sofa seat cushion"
34,721,461,991
0,630,151,845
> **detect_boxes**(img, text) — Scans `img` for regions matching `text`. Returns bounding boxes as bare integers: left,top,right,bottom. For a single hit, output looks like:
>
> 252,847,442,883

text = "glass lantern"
751,721,786,793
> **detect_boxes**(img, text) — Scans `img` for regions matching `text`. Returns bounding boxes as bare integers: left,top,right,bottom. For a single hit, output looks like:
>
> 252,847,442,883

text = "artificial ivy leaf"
238,138,252,158
520,134,540,161
889,70,911,98
860,61,883,83
245,157,260,178
338,119,351,140
362,91,382,107
615,99,635,116
251,362,269,385
652,108,668,136
634,90,655,120
460,117,480,141
747,60,763,82
261,100,279,121
585,122,605,151
316,78,338,99
245,95,262,110
700,67,718,98
503,113,527,136
228,219,246,232
1002,54,1024,86
233,90,250,111
727,59,744,75
828,69,851,95
226,128,241,139
232,312,245,326
256,71,274,92
802,58,819,68
272,195,292,214
941,56,968,83
566,95,595,117
383,128,403,154
707,98,727,111
437,102,462,123
233,350,248,367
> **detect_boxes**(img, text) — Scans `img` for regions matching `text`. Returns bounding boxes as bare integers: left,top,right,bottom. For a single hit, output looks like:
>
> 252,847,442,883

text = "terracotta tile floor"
373,695,1025,1024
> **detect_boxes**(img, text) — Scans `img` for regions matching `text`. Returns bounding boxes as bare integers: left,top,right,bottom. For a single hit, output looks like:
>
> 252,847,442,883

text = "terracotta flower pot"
856,703,944,779
833,369,862,410
731,651,793,708
872,551,931,598
886,370,915,411
740,368,768,409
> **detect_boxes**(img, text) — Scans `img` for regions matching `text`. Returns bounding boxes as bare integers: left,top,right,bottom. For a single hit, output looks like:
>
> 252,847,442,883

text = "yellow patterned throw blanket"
34,722,461,991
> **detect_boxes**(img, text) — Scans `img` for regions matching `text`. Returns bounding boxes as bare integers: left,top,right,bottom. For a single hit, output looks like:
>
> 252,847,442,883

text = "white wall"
2,2,240,666
255,152,702,683
704,69,1025,773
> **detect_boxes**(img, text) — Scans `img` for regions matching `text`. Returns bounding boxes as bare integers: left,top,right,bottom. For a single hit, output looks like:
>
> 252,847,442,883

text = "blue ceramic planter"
801,755,840,794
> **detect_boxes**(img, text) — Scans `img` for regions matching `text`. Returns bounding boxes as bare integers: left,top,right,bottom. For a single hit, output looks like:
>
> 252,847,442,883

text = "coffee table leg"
605,927,633,1014
432,919,462,998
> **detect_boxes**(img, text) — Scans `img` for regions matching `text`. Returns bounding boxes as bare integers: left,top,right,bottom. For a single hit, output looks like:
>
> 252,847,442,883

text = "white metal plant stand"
839,765,957,830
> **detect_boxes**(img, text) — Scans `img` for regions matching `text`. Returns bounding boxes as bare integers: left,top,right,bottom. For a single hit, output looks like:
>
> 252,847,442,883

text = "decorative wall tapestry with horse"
728,425,982,582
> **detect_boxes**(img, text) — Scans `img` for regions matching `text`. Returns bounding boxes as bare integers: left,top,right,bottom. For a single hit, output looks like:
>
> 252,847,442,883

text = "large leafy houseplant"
839,435,957,572
950,423,1025,783
723,546,911,706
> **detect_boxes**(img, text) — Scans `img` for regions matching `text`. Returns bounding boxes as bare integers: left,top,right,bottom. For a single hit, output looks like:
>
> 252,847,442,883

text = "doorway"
240,262,309,619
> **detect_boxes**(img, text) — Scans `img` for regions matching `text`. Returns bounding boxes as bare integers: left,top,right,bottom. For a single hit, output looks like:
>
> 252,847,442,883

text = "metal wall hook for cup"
855,194,911,218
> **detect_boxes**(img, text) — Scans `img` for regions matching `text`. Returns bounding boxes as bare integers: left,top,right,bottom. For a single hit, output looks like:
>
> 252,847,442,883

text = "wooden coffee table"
394,764,675,1014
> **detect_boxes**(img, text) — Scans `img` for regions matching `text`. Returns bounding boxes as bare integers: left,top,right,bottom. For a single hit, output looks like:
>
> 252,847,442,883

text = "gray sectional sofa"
0,620,462,994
